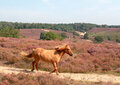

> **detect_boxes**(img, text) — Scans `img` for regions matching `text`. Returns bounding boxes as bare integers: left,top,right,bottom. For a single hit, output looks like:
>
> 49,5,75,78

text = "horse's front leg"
50,62,58,75
31,61,35,71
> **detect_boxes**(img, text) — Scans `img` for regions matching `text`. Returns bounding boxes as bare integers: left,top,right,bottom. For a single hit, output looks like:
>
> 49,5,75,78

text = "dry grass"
0,73,119,85
0,37,120,74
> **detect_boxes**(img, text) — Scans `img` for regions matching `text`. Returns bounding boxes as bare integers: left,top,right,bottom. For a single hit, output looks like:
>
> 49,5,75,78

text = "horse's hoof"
31,70,34,72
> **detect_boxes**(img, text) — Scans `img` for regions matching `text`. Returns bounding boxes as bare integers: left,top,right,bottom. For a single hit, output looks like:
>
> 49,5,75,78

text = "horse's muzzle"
69,53,73,56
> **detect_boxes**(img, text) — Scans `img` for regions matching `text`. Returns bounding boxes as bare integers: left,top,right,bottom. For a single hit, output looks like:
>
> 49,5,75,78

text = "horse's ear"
65,44,69,47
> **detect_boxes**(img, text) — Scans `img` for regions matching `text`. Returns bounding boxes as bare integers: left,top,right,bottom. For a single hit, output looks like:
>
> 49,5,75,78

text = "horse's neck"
59,51,65,57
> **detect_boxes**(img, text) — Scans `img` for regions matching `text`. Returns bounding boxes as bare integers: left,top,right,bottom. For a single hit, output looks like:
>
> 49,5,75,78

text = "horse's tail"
20,51,33,58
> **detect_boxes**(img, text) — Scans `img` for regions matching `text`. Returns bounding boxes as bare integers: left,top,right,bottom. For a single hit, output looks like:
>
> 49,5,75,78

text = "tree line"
0,21,120,32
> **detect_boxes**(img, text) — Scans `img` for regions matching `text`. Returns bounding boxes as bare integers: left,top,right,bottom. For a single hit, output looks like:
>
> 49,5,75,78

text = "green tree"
40,32,46,40
0,27,20,38
1,21,120,33
107,36,111,41
116,39,120,43
44,32,57,40
83,33,89,39
60,33,67,38
40,32,67,40
94,36,103,43
73,31,79,36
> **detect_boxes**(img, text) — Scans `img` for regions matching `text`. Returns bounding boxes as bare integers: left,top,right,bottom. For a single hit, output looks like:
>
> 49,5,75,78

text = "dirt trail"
0,66,120,83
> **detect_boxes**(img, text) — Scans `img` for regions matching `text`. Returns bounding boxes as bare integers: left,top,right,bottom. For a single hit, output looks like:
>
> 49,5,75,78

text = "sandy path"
0,66,120,83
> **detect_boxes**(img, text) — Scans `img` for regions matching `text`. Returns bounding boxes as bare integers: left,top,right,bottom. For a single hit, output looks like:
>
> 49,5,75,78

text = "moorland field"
0,22,120,85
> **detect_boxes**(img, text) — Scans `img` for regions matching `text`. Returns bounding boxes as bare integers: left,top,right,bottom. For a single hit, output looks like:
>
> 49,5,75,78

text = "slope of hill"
20,29,74,39
0,37,120,74
88,28,120,42
88,28,120,33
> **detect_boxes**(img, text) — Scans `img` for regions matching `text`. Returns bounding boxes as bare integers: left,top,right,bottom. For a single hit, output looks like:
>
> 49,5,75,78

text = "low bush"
72,31,79,36
116,39,120,43
40,32,67,40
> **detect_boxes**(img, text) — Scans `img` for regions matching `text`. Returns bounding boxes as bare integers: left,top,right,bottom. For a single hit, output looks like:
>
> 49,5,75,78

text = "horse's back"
32,48,53,62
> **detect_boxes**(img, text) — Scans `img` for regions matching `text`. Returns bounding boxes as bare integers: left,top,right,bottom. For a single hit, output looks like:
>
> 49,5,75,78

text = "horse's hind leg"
31,61,35,71
50,69,56,73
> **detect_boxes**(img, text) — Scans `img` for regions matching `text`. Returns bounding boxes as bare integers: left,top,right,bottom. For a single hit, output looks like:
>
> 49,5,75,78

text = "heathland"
0,22,120,85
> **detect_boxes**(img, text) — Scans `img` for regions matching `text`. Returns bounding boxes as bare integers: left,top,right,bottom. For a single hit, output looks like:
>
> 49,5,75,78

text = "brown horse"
21,44,73,75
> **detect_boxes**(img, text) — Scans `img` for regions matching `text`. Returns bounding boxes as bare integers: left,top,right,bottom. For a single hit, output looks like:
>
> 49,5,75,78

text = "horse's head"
55,45,73,56
64,45,73,56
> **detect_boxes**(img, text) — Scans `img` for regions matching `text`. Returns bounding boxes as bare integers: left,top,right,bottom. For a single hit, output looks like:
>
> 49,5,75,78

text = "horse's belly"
39,55,59,63
39,55,52,62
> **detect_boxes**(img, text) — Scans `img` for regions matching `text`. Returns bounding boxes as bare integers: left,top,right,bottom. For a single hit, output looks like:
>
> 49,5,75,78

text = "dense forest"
0,21,120,32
